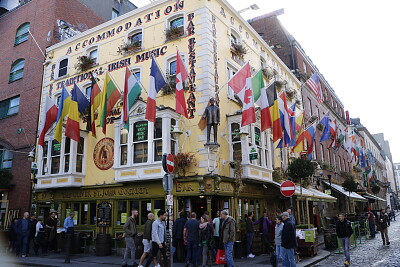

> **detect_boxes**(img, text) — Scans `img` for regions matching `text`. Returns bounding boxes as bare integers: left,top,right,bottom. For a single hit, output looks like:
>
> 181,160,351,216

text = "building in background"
0,0,134,230
394,163,400,201
77,0,137,20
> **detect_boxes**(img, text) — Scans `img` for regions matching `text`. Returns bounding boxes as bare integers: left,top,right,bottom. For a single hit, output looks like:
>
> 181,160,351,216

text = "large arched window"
15,23,30,45
9,59,25,82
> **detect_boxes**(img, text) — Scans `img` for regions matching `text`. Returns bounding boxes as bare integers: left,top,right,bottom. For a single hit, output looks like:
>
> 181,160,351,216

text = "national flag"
288,103,297,146
319,114,331,142
54,86,71,142
328,119,337,148
38,95,58,147
304,123,316,160
122,67,142,130
175,51,189,118
87,72,102,137
278,91,295,146
268,83,281,142
360,148,366,168
306,73,324,103
292,111,305,153
252,69,272,131
145,56,167,123
99,72,122,134
65,84,89,142
227,62,256,126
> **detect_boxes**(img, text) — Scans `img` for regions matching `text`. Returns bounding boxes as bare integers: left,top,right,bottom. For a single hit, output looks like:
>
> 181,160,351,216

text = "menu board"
97,201,112,227
133,121,148,142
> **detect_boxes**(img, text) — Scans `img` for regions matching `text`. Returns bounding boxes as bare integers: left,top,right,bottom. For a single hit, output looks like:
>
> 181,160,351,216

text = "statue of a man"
202,97,220,145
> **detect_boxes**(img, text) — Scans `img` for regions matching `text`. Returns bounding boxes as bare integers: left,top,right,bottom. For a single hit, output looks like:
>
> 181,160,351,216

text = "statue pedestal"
204,143,220,175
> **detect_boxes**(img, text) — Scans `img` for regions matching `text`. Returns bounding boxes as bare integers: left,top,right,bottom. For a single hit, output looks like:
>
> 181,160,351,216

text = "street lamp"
238,4,260,14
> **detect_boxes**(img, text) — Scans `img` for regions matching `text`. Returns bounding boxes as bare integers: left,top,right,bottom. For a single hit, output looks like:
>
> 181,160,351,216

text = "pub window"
0,96,20,119
231,123,242,161
9,59,25,82
117,201,128,226
88,48,98,64
58,58,68,78
90,203,97,225
140,200,151,225
50,140,61,174
171,119,177,155
76,137,84,173
130,200,140,223
0,147,13,169
153,118,163,162
120,128,128,166
133,120,148,164
63,137,71,173
65,202,95,225
15,22,30,45
227,65,238,99
251,127,262,166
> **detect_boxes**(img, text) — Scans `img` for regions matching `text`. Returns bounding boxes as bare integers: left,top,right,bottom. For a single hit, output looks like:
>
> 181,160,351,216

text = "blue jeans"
369,221,375,237
282,247,296,267
224,242,234,267
186,239,199,265
246,232,254,256
275,245,282,262
17,233,29,255
339,237,350,262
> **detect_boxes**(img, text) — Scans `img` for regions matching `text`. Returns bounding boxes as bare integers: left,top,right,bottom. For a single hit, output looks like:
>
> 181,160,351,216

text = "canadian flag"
227,63,256,126
38,95,58,147
175,51,189,118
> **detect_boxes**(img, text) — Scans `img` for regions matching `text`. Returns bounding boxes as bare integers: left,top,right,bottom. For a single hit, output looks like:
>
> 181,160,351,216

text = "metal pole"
168,174,173,267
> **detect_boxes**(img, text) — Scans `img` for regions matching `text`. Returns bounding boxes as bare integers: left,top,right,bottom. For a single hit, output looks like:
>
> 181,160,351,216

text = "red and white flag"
329,119,337,148
38,95,58,147
175,51,189,118
228,62,256,126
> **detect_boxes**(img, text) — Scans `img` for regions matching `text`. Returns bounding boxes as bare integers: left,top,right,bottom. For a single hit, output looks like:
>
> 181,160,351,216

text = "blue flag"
72,83,90,113
319,114,331,142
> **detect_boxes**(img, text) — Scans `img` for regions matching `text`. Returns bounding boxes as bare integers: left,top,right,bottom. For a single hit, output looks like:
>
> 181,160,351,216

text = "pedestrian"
139,213,156,267
16,212,30,257
122,209,138,267
367,208,376,238
245,211,255,258
275,216,284,264
45,211,58,253
199,215,213,267
145,210,168,267
212,210,221,260
172,212,187,262
390,209,395,221
27,213,37,255
336,213,353,266
287,209,296,225
386,206,392,221
254,211,273,254
8,217,18,253
184,212,200,267
377,208,390,246
34,216,47,256
220,210,235,267
63,211,75,263
281,212,296,267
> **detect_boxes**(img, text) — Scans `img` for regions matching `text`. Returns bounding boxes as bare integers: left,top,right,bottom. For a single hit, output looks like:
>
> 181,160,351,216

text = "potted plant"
173,152,196,177
275,81,284,90
230,42,247,58
161,74,176,96
117,41,141,55
75,56,96,72
165,26,184,41
287,158,315,188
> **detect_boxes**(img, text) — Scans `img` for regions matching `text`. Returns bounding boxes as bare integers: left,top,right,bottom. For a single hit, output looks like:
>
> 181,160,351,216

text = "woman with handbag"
199,215,213,267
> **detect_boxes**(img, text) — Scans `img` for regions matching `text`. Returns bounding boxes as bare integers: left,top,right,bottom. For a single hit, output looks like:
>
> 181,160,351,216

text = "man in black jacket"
377,209,390,246
281,212,296,267
172,212,187,262
336,214,353,266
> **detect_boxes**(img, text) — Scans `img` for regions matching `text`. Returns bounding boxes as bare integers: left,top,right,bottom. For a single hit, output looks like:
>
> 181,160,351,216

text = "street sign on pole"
166,154,174,173
166,194,173,206
280,180,296,197
162,174,173,194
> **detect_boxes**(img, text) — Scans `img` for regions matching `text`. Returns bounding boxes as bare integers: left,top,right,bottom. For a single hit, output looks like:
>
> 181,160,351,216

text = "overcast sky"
133,0,400,163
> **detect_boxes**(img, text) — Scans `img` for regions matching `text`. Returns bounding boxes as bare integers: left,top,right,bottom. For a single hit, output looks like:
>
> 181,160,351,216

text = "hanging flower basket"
75,56,96,72
262,68,273,80
275,81,285,89
161,74,176,96
165,27,184,42
286,89,295,100
117,41,141,55
173,153,196,177
231,42,247,58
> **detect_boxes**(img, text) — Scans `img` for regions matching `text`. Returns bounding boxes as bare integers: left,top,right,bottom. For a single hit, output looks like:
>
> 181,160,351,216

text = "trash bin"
234,241,244,259
96,233,112,256
323,229,338,249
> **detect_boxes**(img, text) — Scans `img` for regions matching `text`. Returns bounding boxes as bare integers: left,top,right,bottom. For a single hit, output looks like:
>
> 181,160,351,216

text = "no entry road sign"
280,180,296,197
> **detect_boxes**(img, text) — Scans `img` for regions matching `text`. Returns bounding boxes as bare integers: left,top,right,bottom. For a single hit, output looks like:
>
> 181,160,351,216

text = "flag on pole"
145,56,167,123
287,103,297,146
278,91,295,146
319,114,331,142
122,67,142,130
305,73,324,103
304,123,316,160
87,72,102,137
65,84,89,142
175,51,189,118
54,86,71,142
99,72,122,134
228,62,256,126
268,83,282,142
292,111,305,153
38,95,58,147
252,69,272,131
328,119,337,148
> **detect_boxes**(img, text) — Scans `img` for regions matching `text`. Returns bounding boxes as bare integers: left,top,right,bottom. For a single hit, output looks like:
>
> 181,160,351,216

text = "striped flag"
175,51,189,118
305,73,324,103
122,67,142,130
145,56,167,123
54,86,71,142
252,69,272,131
65,84,89,142
99,72,122,134
38,95,58,147
87,72,102,137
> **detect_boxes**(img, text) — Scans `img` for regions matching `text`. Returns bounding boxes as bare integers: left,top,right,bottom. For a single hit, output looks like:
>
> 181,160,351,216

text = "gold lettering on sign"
57,178,68,183
220,182,234,193
41,180,51,184
121,171,137,176
144,168,161,174
176,183,195,192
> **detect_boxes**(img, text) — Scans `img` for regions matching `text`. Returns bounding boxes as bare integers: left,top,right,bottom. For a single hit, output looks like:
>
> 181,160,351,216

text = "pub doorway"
176,196,230,219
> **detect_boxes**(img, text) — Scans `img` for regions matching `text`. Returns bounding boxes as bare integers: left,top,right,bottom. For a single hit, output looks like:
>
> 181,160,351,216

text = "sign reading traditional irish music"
93,138,114,170
280,180,296,197
133,121,148,141
97,201,112,227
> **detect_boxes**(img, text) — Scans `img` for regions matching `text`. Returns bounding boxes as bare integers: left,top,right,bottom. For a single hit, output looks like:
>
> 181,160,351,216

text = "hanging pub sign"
97,201,112,227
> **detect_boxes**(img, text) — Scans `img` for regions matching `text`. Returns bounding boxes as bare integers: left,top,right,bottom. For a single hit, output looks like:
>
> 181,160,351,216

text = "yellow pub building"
34,0,303,237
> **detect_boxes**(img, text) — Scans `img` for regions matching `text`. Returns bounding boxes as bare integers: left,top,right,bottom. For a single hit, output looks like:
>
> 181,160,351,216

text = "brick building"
0,0,135,229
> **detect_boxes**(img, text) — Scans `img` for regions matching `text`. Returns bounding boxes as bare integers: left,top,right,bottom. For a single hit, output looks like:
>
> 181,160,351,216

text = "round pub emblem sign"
93,138,114,170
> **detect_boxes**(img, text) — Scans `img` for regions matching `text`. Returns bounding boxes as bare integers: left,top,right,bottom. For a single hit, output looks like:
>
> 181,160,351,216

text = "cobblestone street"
313,218,400,267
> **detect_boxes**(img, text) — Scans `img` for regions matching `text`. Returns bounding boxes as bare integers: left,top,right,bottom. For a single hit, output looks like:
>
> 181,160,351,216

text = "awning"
362,192,387,202
265,180,336,202
323,181,367,202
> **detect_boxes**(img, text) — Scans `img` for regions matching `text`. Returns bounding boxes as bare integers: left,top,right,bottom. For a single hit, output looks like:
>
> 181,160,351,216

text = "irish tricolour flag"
122,67,142,130
227,62,256,126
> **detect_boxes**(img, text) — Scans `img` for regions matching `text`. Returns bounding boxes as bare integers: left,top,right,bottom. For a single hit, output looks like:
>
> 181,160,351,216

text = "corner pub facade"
33,0,302,238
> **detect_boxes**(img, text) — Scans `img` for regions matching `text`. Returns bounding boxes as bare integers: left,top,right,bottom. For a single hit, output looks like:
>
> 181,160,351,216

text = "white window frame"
165,53,186,77
125,28,144,51
55,56,70,80
165,12,186,42
226,62,238,101
230,27,241,47
229,120,243,162
85,45,99,65
81,81,92,99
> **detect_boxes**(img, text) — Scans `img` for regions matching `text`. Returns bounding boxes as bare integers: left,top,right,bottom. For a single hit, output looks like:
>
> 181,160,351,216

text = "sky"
132,0,400,163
